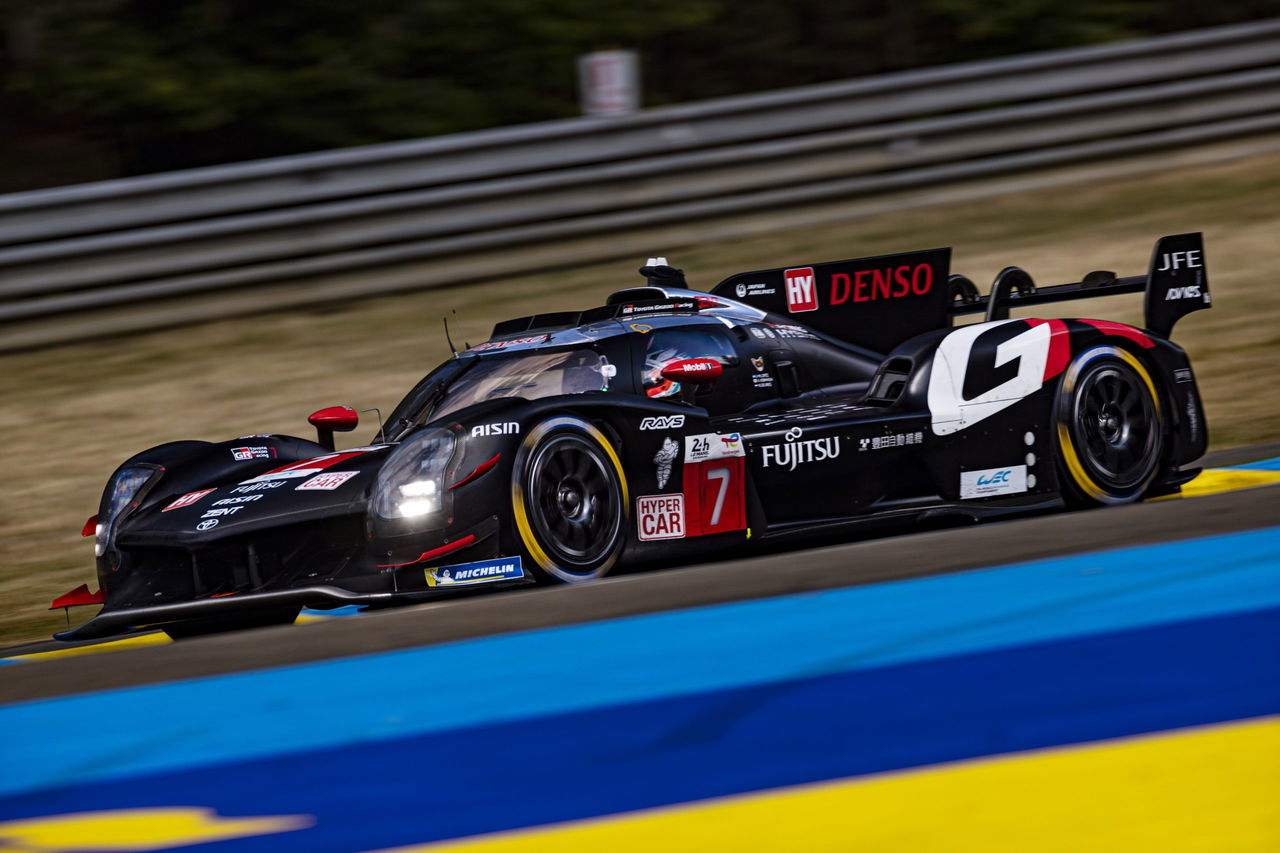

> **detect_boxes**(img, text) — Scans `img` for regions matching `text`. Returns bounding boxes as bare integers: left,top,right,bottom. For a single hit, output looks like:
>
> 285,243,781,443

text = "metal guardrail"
2,19,1279,351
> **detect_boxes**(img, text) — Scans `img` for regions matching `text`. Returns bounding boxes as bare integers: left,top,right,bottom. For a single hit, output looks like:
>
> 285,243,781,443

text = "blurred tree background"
2,0,1278,191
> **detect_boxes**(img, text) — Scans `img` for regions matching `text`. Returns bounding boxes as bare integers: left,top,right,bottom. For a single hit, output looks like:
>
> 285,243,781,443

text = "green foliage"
1,0,1277,182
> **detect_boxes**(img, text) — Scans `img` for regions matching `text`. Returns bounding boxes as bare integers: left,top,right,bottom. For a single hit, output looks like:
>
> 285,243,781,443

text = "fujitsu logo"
760,428,840,470
784,267,818,313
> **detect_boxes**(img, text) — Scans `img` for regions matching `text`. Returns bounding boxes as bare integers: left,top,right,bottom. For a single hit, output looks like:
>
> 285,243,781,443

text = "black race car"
52,233,1211,639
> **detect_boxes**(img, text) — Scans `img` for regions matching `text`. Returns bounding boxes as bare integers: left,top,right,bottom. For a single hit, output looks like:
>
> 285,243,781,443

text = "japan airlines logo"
784,267,818,313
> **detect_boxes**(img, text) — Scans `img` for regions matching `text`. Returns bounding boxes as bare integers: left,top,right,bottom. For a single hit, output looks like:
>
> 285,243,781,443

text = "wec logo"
960,464,1028,499
640,415,685,430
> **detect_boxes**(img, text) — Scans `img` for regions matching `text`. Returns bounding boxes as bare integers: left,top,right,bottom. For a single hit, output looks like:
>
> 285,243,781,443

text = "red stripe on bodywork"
449,453,501,491
376,534,477,569
1078,318,1155,348
1025,319,1072,381
257,450,368,477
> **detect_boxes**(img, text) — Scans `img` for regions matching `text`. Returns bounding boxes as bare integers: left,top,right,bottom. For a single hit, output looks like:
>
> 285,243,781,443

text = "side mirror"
308,405,359,451
660,358,723,385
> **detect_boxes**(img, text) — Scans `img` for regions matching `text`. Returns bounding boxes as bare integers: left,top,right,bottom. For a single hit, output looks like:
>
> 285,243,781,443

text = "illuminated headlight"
99,466,158,557
373,428,456,519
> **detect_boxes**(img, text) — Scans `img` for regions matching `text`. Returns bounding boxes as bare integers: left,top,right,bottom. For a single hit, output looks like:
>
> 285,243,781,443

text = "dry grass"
3,147,1279,644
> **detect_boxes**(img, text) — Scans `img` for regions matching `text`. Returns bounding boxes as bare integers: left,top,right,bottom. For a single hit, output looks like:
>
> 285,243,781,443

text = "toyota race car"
52,234,1212,639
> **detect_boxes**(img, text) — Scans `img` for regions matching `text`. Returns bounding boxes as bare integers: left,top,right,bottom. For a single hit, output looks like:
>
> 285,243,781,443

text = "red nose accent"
449,453,501,491
376,534,477,569
81,514,98,537
50,584,105,610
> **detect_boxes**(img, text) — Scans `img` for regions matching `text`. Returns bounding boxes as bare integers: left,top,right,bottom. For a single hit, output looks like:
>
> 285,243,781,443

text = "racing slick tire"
1055,344,1164,506
512,416,628,583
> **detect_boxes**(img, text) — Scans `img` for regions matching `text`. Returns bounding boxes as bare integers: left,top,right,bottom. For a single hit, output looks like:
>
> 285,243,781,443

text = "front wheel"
511,416,628,583
1055,345,1164,506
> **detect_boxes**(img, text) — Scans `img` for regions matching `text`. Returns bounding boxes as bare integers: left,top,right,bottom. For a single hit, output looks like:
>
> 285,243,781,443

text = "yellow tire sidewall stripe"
1058,345,1160,505
511,416,628,582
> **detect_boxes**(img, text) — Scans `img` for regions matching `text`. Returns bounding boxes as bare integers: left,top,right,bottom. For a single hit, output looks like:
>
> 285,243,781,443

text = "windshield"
426,348,617,423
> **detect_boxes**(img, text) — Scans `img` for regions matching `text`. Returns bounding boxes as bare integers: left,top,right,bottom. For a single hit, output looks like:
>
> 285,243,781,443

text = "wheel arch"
509,413,630,583
1054,340,1167,505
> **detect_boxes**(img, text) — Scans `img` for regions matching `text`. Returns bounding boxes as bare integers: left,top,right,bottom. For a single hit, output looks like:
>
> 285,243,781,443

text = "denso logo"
471,422,519,437
1165,285,1202,300
829,263,934,304
640,415,685,430
1156,250,1202,271
784,267,818,313
976,470,1011,486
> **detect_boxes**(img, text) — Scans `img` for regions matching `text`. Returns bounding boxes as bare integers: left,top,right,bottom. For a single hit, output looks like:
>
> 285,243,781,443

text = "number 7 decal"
683,457,746,536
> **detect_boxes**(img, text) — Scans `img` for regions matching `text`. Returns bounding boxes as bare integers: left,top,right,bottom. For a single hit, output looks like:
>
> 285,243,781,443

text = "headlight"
99,465,159,557
372,428,456,519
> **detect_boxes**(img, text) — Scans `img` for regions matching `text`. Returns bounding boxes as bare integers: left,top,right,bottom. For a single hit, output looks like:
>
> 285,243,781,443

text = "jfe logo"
1156,250,1202,271
977,470,1011,486
784,267,818,313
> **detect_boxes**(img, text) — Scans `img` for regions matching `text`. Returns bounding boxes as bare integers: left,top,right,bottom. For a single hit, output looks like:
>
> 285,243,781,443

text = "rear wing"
711,233,1208,353
711,248,953,354
950,232,1209,338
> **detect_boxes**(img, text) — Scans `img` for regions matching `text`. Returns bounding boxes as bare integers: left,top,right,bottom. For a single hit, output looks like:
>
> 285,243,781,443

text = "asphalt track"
2,445,1278,852
2,442,1278,703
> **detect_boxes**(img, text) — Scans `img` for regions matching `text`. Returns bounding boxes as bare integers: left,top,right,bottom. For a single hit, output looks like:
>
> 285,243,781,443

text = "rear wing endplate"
951,232,1209,338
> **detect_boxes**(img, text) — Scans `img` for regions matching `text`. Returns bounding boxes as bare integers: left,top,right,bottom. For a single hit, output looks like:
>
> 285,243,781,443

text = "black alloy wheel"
1059,351,1163,504
523,428,623,579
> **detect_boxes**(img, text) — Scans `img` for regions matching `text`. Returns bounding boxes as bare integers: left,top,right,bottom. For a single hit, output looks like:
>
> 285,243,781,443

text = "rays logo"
640,415,685,430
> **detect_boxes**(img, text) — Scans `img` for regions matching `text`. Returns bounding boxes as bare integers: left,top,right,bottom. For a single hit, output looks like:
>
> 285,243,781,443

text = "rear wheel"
1055,345,1163,505
512,416,627,582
